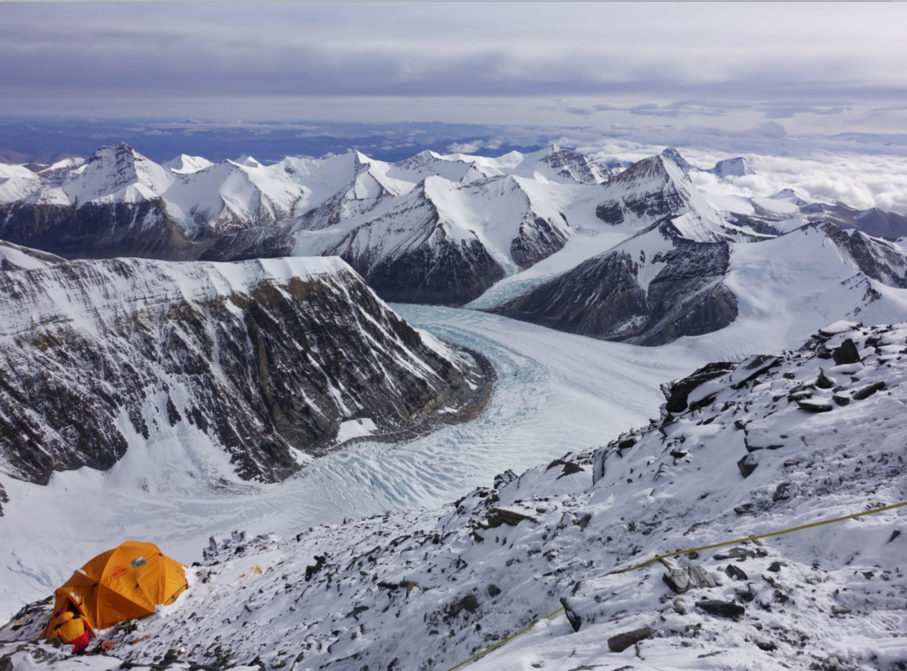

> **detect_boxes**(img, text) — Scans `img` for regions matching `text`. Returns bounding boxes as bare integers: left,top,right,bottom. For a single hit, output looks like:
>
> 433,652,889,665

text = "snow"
162,154,215,175
334,418,378,444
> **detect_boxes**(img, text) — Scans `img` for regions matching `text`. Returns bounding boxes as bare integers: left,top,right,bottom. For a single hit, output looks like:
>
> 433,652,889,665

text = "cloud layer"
2,3,907,131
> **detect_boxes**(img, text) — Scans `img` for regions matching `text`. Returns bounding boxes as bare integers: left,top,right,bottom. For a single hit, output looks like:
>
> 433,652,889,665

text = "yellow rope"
443,499,907,670
445,606,565,671
619,499,907,573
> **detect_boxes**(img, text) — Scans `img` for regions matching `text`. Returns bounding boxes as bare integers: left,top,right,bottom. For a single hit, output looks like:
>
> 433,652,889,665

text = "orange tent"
42,541,188,635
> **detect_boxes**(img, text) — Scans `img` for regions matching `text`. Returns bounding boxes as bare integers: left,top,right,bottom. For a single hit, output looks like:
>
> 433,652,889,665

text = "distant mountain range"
2,143,907,346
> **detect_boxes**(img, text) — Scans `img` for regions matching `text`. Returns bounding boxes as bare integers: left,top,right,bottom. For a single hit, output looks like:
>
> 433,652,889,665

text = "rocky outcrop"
0,256,481,485
492,221,738,346
595,156,690,227
0,198,206,261
348,224,505,305
821,222,907,288
509,215,570,269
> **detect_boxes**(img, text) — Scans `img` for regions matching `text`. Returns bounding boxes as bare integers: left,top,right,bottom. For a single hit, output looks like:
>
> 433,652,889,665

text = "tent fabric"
42,541,187,635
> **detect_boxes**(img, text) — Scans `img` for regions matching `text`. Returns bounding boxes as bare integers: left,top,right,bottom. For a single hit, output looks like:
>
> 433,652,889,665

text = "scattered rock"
487,584,502,597
0,656,11,671
696,600,745,619
888,530,901,544
833,339,861,365
447,594,480,619
832,394,851,406
664,362,735,413
737,454,758,478
726,565,749,581
831,605,851,615
486,508,537,528
305,555,327,582
493,470,518,489
772,483,792,502
815,368,835,389
796,398,833,413
608,626,653,653
730,355,781,389
714,547,755,561
663,566,717,594
768,561,783,572
756,640,777,652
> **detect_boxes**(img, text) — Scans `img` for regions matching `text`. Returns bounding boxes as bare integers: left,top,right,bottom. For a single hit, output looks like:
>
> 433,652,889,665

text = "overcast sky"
2,3,907,134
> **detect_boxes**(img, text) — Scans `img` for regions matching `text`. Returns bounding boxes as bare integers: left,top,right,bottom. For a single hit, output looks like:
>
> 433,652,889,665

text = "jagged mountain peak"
660,146,695,172
594,154,728,241
62,143,174,205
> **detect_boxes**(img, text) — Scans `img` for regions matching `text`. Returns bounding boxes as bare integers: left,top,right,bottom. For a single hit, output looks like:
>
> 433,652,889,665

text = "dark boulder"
608,626,653,653
726,565,749,581
816,368,835,389
737,454,758,478
663,362,735,414
833,339,861,365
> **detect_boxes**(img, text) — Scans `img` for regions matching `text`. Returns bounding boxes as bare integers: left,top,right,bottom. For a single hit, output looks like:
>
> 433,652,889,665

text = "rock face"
492,221,738,346
0,254,480,485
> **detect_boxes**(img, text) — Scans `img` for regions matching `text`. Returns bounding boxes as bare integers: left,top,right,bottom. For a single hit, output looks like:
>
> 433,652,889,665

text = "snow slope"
4,320,905,671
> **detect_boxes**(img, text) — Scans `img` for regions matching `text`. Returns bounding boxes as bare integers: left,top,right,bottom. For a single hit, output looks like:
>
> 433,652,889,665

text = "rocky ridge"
0,254,483,486
4,320,905,670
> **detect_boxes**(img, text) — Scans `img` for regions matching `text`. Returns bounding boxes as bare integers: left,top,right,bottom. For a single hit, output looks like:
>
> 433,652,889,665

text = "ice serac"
0,254,479,485
493,220,738,346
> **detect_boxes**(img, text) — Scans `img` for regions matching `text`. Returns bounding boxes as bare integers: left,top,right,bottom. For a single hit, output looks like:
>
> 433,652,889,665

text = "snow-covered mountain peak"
712,156,753,178
660,146,696,172
162,154,214,174
62,143,174,205
594,154,727,240
232,154,262,168
387,150,475,184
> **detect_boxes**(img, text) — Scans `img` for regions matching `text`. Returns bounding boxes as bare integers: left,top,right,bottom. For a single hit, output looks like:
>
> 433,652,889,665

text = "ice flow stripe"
444,499,907,671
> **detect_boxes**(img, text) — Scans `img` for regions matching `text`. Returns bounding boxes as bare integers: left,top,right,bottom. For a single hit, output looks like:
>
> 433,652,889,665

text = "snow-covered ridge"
0,253,482,485
0,256,349,338
5,320,904,670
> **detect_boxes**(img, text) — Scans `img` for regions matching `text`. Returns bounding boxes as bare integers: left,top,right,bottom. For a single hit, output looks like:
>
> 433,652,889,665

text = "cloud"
1,3,906,131
447,140,487,154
